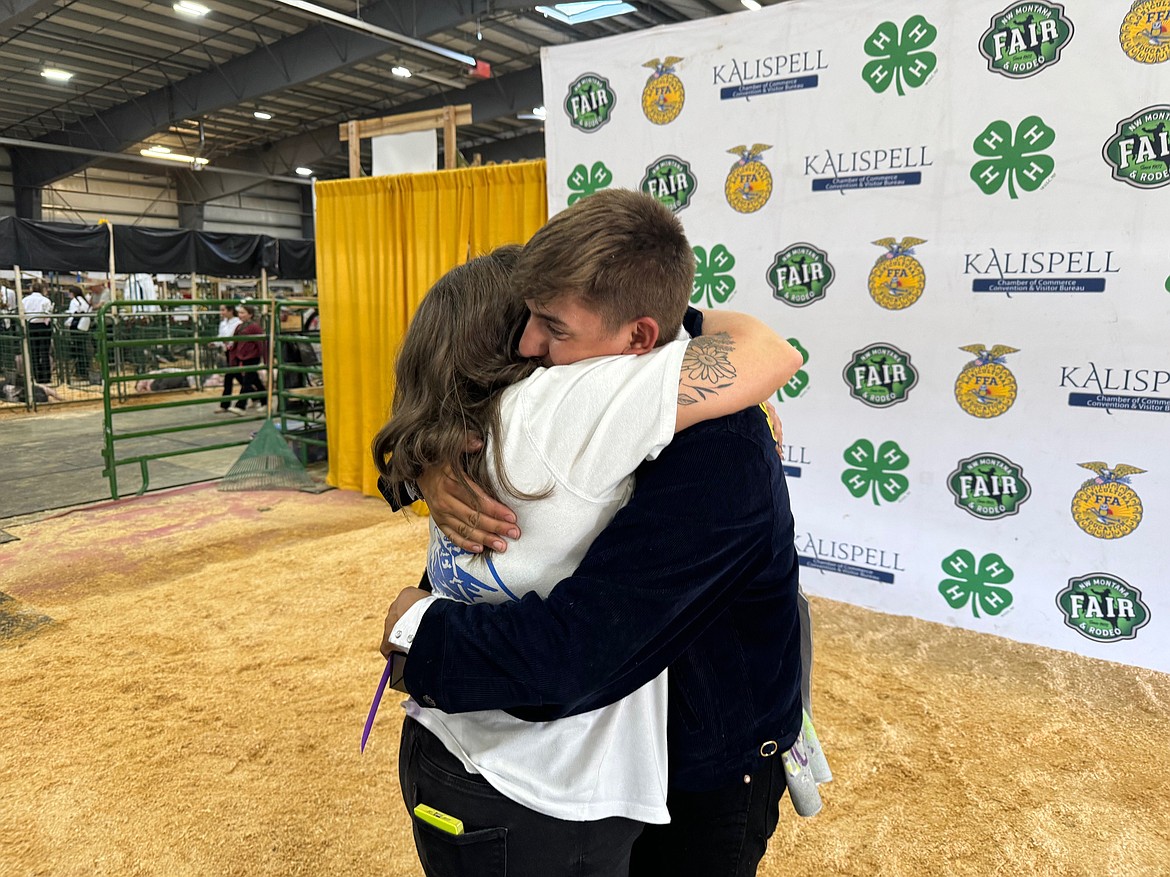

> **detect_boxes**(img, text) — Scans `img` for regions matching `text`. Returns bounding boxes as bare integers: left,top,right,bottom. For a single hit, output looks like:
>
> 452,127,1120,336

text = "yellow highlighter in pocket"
413,803,464,836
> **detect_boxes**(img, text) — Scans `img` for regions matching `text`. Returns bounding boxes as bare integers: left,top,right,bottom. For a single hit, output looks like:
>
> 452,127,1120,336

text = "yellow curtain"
315,160,548,497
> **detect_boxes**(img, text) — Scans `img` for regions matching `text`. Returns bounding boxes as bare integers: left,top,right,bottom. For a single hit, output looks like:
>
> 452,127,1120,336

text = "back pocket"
412,815,507,877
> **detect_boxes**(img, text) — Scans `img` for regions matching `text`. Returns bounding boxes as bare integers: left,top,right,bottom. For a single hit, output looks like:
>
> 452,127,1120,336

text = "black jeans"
629,749,787,877
398,716,644,877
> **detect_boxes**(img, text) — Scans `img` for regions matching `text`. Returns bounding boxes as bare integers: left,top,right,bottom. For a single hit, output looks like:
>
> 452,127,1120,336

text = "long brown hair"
372,245,539,516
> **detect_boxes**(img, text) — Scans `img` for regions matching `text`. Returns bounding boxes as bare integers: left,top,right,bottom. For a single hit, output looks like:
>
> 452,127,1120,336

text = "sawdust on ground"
1,485,1167,877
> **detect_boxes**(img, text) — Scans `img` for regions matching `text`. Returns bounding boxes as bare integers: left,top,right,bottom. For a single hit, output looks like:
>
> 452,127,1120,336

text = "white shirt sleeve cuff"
387,595,440,653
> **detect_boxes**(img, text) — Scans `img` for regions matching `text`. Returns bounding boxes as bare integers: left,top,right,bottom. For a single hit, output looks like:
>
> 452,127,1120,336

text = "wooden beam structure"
339,104,473,177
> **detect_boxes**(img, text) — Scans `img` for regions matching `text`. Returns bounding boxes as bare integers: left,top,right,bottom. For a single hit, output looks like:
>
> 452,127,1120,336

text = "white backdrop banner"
541,0,1170,673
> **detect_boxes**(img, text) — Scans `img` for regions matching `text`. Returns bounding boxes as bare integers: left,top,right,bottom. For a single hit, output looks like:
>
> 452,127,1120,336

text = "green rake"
218,419,317,492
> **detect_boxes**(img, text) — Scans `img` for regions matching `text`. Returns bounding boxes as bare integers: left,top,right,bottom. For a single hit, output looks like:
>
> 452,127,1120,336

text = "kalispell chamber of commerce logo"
1119,0,1170,64
980,2,1074,79
862,15,938,96
948,453,1031,519
641,155,696,213
939,550,1014,618
844,344,918,408
713,50,827,101
641,57,685,124
776,339,811,408
805,145,932,193
564,73,616,132
692,244,736,307
768,243,834,307
795,532,905,584
971,116,1056,199
566,161,613,205
724,144,773,213
1061,361,1170,413
1071,462,1145,539
1102,105,1170,189
869,237,926,308
1057,573,1150,642
964,247,1118,295
955,344,1019,418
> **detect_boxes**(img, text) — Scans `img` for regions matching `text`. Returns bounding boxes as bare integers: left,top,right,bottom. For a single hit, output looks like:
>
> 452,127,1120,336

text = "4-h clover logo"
841,439,909,505
692,244,736,307
938,550,1014,618
971,116,1056,199
567,161,613,205
863,15,938,96
776,338,809,404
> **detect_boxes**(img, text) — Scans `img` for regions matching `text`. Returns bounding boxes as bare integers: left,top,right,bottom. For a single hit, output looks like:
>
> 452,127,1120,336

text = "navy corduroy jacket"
400,316,804,790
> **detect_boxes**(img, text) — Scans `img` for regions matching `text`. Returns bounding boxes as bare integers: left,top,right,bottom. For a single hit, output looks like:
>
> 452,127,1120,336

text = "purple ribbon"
360,658,394,753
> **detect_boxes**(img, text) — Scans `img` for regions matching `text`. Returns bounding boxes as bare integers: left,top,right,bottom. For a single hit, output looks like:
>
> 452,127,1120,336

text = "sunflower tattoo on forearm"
678,332,737,405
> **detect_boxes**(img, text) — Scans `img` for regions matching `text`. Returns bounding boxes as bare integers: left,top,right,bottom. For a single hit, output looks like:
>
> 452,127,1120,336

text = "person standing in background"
22,283,54,384
229,303,267,413
65,286,93,382
214,304,241,414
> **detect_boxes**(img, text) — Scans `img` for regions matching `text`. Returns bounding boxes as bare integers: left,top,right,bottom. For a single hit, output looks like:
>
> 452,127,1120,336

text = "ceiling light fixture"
174,1,210,16
295,167,314,176
391,66,412,78
518,105,547,120
253,111,273,120
139,149,209,166
146,145,172,154
535,2,636,25
741,0,762,9
41,68,73,82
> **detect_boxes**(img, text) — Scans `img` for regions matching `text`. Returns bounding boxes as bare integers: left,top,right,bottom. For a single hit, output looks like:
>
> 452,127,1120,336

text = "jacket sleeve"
402,415,777,720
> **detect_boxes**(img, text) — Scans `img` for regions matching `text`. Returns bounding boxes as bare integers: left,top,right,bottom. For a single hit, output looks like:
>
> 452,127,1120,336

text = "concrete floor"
0,394,282,520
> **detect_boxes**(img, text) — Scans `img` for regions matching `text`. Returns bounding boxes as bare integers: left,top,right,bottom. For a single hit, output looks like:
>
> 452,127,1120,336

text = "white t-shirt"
406,337,690,825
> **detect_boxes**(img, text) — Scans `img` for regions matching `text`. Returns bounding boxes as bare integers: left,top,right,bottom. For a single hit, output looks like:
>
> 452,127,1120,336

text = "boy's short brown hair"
512,189,694,344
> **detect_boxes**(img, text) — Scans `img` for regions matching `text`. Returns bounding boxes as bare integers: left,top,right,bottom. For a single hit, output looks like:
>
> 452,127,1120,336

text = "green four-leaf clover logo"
863,16,938,96
939,550,1014,618
841,438,909,505
971,116,1055,199
567,161,613,205
776,338,809,404
692,244,736,307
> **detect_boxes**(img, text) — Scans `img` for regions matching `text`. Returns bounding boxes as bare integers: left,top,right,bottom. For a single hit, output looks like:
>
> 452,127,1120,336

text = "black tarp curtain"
0,216,316,279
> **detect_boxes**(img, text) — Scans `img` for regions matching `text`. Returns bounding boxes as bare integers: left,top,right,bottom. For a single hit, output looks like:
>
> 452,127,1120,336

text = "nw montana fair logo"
1102,105,1170,189
564,73,616,132
980,2,1075,79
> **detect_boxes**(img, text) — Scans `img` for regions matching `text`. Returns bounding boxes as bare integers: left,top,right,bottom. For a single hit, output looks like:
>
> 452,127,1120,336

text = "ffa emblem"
1057,573,1150,642
641,155,697,213
980,3,1075,79
724,144,774,213
768,243,834,308
1102,105,1170,189
954,344,1019,418
868,237,927,309
564,73,616,132
641,57,685,125
948,453,1031,519
1071,462,1145,539
844,344,918,408
1120,0,1170,64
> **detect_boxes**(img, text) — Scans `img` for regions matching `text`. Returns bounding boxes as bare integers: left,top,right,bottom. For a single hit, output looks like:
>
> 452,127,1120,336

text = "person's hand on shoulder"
417,463,520,554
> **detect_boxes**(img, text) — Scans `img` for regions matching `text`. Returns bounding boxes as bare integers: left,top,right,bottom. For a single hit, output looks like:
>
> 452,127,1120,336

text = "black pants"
28,322,52,383
221,358,265,409
398,716,644,877
629,749,787,877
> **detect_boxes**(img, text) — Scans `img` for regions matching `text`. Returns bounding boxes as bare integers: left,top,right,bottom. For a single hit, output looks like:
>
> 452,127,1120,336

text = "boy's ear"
624,316,661,354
